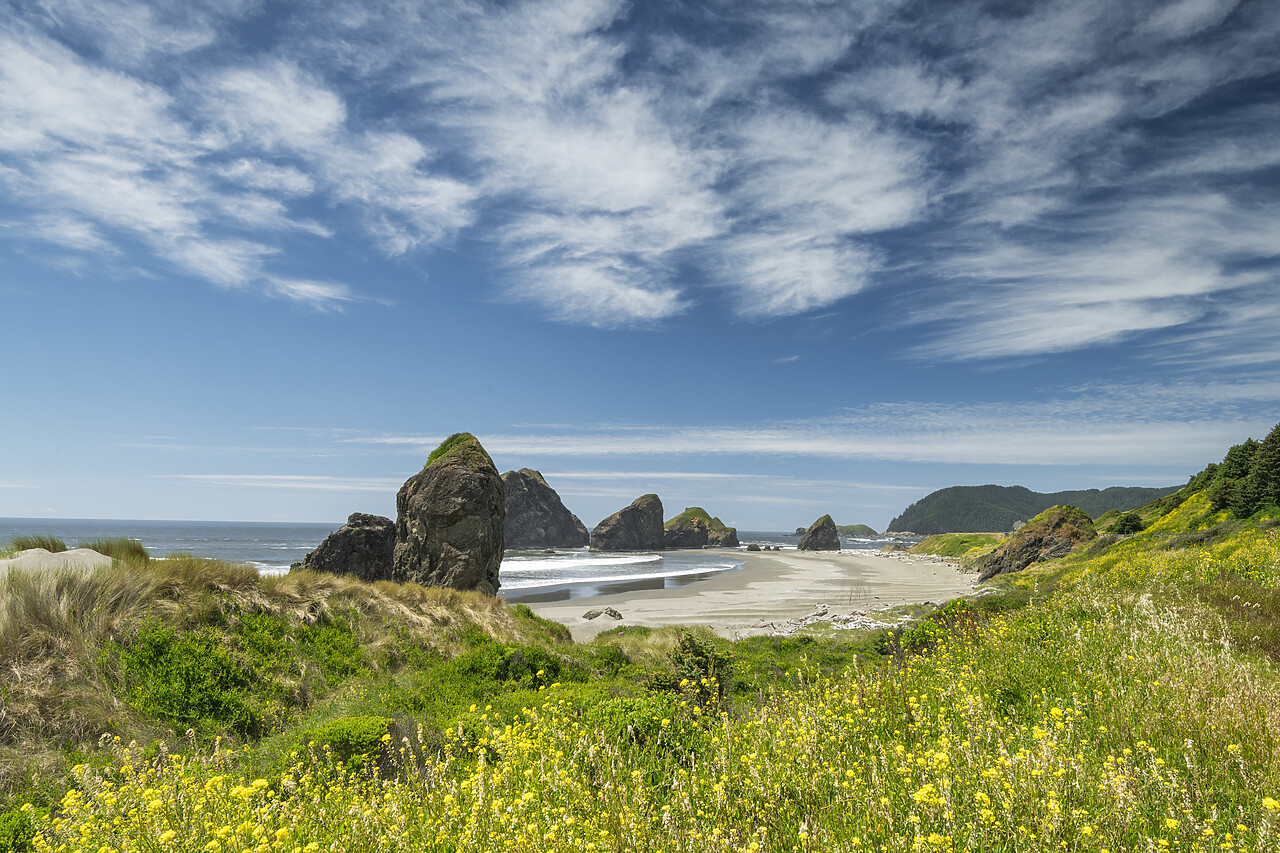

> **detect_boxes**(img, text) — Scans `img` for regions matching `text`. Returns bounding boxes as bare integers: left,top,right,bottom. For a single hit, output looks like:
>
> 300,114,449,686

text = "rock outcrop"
294,512,395,581
590,494,664,551
662,507,740,549
392,433,505,595
798,514,840,551
976,505,1096,581
836,524,878,537
501,468,589,549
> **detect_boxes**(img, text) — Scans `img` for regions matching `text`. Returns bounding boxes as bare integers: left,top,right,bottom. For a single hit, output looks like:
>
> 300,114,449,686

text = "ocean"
0,518,912,602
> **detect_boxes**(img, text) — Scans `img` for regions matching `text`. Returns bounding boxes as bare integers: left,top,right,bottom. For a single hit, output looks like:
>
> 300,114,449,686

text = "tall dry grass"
0,556,567,792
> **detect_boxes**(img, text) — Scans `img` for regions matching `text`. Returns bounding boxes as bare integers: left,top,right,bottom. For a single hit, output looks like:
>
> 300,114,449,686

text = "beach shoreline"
523,548,980,641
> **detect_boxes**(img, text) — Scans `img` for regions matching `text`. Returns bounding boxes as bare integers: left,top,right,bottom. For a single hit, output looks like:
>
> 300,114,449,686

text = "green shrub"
668,631,731,705
112,621,261,738
582,694,688,750
0,808,34,853
588,643,630,675
296,616,366,685
1112,511,1145,535
299,716,391,773
452,638,579,690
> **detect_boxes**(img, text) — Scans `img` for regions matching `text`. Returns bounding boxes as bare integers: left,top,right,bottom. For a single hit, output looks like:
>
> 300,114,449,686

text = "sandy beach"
525,549,981,641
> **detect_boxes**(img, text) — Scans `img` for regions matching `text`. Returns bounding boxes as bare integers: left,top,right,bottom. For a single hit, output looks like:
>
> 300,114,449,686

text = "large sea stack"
590,494,664,551
977,505,1095,581
392,433,505,595
663,507,740,548
798,514,840,551
502,468,590,549
294,512,395,581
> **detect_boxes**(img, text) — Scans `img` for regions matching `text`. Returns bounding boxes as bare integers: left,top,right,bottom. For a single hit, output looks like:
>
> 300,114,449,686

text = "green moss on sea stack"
425,433,495,471
664,507,732,533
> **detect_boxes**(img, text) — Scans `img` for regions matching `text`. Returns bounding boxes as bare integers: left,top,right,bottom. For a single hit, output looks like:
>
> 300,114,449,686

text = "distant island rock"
294,512,395,581
663,507,739,548
835,524,878,537
590,494,664,551
393,433,505,595
794,527,806,536
501,468,589,549
977,505,1096,581
798,515,840,551
887,484,1180,535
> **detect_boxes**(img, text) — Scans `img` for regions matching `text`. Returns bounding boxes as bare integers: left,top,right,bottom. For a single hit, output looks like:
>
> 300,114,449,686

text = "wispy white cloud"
911,191,1279,361
0,23,473,308
157,474,403,492
4,0,1278,358
30,0,252,65
348,379,1280,468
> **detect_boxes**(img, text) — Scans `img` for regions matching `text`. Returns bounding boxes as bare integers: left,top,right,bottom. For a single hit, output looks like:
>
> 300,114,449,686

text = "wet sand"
525,549,980,641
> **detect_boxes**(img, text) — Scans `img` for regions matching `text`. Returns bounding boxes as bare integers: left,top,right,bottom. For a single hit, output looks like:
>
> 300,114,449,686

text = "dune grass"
1,536,68,557
74,538,149,564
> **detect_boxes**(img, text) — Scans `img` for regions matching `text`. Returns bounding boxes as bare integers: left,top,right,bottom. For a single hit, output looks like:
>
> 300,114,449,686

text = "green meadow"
3,428,1280,852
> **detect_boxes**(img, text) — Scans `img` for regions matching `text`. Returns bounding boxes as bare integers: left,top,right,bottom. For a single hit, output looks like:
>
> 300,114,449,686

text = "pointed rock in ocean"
294,512,395,581
502,468,590,549
590,494,664,551
798,514,840,551
392,433,505,595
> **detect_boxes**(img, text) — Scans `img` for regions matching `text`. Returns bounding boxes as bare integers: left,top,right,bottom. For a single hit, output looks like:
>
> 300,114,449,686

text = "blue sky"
2,0,1278,532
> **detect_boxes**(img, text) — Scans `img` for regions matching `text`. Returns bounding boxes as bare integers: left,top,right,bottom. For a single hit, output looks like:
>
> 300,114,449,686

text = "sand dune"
0,547,112,574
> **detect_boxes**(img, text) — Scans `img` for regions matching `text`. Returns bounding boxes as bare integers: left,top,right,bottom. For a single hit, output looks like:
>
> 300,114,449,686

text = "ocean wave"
500,554,662,574
500,563,736,591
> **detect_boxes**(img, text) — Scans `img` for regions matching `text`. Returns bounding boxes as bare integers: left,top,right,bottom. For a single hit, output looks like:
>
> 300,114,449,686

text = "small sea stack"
798,514,840,551
502,468,590,549
590,494,664,551
662,507,739,548
294,512,395,581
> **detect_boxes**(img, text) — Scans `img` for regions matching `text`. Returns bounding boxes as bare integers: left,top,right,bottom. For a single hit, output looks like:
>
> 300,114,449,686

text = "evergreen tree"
1112,511,1145,534
1236,423,1280,517
1219,439,1259,480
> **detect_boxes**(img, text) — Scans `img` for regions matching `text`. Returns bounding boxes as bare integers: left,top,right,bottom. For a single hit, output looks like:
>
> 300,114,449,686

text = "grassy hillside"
887,484,1180,534
3,428,1280,852
909,532,1005,562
